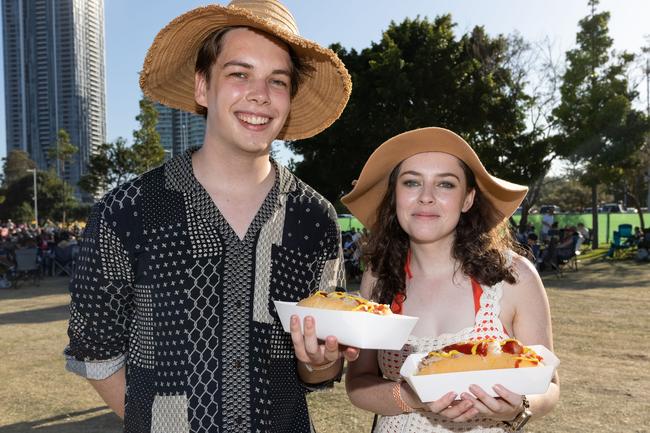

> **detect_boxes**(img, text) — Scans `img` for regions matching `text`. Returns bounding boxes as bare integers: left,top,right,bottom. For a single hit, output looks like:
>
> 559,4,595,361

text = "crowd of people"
0,220,83,287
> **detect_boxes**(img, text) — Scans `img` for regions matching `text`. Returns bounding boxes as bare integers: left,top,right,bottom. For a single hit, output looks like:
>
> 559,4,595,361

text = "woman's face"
395,152,475,245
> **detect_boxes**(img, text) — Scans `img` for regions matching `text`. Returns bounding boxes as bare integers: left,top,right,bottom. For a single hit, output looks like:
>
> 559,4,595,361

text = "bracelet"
391,382,414,413
303,359,338,372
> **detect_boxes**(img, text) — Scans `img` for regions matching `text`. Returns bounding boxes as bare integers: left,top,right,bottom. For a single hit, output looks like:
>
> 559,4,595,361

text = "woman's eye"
403,179,420,187
439,181,456,189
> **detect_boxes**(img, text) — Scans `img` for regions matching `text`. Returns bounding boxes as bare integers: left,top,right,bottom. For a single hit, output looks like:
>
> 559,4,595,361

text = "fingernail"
448,392,458,399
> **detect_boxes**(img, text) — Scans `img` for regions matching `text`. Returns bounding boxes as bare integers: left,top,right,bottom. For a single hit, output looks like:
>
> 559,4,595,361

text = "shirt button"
236,300,243,308
235,359,242,369
236,416,244,424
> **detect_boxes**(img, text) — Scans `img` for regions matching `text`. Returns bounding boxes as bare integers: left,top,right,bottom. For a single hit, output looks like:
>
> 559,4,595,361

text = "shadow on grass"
542,259,650,291
0,304,69,325
0,407,122,433
0,277,70,302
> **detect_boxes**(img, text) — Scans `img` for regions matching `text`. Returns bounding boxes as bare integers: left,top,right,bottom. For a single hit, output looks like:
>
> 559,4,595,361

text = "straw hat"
140,0,352,140
341,127,528,230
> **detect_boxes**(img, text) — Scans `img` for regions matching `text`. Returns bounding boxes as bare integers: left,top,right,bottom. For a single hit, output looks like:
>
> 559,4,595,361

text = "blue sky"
1,0,649,163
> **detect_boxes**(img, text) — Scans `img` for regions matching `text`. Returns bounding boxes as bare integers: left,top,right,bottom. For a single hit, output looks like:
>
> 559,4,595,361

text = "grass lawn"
1,259,649,432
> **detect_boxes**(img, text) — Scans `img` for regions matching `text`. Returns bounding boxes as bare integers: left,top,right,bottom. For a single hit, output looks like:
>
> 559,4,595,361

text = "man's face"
194,27,292,156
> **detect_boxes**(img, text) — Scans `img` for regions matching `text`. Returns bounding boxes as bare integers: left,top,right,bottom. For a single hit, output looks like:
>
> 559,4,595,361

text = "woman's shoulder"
503,251,545,297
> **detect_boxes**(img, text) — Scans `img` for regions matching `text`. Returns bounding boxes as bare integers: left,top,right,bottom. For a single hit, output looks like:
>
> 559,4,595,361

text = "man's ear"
195,71,208,108
462,188,476,213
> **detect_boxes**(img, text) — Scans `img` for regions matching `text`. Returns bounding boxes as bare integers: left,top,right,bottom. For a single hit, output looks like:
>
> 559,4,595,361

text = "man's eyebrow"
223,60,291,77
223,60,253,69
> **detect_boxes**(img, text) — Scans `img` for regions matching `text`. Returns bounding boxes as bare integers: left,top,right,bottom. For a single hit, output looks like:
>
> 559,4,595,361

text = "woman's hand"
289,314,359,369
461,384,525,421
417,391,479,422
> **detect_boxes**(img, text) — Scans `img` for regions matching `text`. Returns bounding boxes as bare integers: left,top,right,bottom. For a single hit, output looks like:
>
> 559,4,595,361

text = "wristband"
391,382,414,413
303,359,338,372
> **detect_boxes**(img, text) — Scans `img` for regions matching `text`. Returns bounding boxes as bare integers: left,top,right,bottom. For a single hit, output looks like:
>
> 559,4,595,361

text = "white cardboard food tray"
273,300,418,350
400,345,560,402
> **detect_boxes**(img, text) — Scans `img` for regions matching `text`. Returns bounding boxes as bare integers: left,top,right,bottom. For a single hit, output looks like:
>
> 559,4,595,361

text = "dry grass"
1,260,649,432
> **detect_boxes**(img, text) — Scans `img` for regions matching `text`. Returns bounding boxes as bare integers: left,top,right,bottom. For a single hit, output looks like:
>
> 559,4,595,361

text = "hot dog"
297,291,393,315
416,339,543,375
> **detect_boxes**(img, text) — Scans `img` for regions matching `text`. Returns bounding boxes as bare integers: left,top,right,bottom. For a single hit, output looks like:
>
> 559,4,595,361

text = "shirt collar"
165,147,297,195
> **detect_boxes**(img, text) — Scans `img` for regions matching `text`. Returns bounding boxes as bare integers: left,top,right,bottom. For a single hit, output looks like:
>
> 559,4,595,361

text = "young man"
64,1,355,432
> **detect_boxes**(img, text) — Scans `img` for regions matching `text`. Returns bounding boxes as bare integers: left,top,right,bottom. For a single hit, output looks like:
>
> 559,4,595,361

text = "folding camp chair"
53,245,79,276
10,248,41,288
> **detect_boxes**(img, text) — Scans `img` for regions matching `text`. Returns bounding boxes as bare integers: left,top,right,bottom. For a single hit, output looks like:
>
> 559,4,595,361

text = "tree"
2,149,36,186
288,16,547,210
79,137,137,196
0,170,76,222
537,173,612,212
132,97,164,174
48,129,78,178
552,0,650,246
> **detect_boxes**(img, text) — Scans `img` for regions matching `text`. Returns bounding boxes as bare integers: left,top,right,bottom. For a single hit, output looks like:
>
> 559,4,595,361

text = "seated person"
576,222,590,243
555,228,578,261
526,233,541,263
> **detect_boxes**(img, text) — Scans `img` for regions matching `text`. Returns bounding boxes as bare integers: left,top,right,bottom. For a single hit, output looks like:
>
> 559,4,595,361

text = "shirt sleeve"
64,199,136,380
316,204,346,293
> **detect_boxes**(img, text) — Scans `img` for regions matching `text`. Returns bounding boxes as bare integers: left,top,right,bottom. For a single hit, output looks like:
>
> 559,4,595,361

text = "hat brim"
139,4,351,141
340,127,528,230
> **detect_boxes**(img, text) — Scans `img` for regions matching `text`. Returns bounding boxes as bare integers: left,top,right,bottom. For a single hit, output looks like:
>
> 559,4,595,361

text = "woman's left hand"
460,384,525,421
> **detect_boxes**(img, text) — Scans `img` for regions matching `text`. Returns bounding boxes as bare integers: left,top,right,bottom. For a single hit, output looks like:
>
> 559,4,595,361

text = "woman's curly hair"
363,159,524,305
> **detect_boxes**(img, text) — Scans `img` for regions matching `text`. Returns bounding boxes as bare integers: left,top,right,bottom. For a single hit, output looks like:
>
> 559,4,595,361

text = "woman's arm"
464,255,560,421
345,270,477,420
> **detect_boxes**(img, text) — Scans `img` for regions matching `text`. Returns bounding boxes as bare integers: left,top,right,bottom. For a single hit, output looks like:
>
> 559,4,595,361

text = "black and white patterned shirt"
65,150,345,433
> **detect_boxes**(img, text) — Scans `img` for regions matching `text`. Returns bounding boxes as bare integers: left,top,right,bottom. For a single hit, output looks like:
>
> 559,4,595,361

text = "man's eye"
229,72,247,79
271,79,289,88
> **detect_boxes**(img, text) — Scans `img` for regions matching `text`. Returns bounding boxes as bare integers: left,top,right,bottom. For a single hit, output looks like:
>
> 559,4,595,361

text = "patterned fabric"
65,149,345,433
375,281,511,433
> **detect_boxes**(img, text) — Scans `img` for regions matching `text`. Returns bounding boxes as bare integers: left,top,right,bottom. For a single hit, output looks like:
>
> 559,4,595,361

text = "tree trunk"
591,184,599,248
626,192,646,231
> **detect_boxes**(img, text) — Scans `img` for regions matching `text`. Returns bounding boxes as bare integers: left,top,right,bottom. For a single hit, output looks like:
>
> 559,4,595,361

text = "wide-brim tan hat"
140,0,351,141
341,127,528,230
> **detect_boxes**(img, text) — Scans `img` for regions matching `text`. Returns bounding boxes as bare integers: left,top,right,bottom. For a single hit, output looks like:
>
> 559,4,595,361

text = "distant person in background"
576,222,590,244
541,208,554,242
527,233,541,264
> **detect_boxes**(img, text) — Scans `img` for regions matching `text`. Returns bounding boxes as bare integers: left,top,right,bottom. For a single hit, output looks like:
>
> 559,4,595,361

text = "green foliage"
132,97,164,174
537,175,613,212
0,170,75,222
2,149,36,186
48,129,79,177
288,16,548,204
552,0,650,242
79,137,137,196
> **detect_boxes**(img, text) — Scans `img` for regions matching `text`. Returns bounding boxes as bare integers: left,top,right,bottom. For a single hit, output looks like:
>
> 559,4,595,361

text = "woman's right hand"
402,384,479,421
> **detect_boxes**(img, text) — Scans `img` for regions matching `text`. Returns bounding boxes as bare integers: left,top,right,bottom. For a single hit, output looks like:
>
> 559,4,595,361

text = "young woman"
342,127,559,432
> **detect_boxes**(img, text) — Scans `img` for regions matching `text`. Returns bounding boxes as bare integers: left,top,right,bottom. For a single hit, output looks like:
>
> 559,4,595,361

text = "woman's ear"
462,188,476,213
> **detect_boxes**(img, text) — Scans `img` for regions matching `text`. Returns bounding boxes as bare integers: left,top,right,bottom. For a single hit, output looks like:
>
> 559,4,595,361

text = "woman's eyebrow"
399,170,460,181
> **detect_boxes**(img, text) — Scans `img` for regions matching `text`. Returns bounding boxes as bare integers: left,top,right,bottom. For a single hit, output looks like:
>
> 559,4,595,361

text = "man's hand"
290,314,359,382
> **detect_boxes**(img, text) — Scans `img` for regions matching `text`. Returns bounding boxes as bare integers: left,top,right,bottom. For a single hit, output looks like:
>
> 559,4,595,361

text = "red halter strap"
392,249,482,315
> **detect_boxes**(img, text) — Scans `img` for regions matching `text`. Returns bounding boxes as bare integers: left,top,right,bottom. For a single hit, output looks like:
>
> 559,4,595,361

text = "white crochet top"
374,279,513,433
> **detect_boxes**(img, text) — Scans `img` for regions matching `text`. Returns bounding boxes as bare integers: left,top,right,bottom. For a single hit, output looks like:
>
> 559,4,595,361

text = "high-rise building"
2,0,106,193
154,102,205,159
